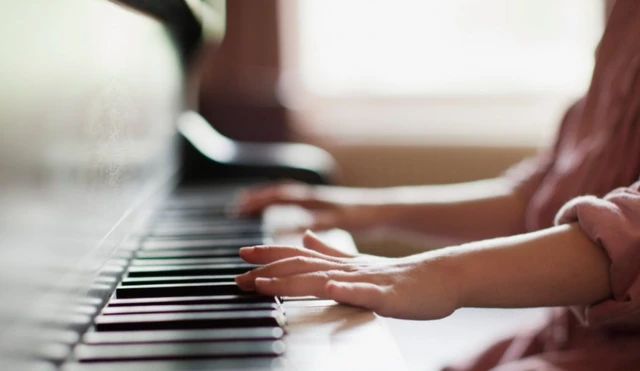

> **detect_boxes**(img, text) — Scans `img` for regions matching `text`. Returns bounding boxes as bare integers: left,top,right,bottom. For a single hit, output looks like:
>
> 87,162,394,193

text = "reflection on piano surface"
0,0,405,370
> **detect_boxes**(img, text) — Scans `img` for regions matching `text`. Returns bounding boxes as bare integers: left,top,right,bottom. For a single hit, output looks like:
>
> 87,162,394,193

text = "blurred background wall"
198,0,603,186
198,0,604,256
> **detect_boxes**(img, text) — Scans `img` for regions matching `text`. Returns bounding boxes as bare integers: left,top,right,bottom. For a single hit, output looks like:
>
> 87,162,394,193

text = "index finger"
253,270,355,297
239,245,344,265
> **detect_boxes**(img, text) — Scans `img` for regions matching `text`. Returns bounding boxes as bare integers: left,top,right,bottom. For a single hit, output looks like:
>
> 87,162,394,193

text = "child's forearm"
376,178,528,243
430,223,611,309
237,223,611,319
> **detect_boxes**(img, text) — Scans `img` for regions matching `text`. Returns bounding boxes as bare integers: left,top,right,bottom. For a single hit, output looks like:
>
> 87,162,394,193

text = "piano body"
0,0,407,370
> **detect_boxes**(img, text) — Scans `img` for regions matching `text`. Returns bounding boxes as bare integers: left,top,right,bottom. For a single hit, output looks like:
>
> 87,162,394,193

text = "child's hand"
232,182,392,234
235,231,460,320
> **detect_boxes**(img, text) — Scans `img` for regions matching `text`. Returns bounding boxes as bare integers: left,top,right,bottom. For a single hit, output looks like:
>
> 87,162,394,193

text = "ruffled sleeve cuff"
554,182,640,326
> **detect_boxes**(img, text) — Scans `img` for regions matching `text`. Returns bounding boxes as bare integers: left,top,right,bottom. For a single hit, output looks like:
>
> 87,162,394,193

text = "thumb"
302,230,354,258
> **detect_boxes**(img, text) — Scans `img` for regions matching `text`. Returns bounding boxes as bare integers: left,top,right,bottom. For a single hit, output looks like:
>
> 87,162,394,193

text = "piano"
0,0,406,370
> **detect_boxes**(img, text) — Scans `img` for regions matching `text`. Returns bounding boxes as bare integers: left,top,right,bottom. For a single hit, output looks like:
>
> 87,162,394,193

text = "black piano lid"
0,0,206,365
0,1,336,368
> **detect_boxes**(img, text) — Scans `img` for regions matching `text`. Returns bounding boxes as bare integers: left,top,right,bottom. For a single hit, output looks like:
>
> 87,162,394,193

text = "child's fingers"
253,271,355,297
239,245,342,265
325,281,386,312
235,256,344,290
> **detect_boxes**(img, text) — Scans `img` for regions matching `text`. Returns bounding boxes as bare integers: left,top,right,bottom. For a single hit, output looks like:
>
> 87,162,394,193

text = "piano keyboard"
52,183,406,371
60,184,290,369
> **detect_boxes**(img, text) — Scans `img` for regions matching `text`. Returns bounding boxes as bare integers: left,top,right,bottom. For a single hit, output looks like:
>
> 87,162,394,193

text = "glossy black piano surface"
0,1,406,370
0,0,286,368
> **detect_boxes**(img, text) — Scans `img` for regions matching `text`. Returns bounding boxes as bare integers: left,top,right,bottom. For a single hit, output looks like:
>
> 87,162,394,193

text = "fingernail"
255,277,272,286
235,272,250,281
235,272,251,284
235,273,254,291
239,246,255,255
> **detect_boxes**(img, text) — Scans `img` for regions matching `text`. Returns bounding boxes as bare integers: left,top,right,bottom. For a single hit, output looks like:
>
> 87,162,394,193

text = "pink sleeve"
504,98,584,203
555,181,640,326
504,151,554,203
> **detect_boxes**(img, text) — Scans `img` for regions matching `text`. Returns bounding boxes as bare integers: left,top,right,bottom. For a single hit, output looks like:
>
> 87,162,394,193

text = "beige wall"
326,142,537,188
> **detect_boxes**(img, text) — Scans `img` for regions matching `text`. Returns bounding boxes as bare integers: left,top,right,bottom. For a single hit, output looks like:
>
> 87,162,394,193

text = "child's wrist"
419,247,468,311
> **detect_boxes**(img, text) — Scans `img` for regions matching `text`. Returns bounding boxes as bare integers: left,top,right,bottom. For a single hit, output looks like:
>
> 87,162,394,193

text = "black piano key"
158,199,230,210
127,264,257,277
130,257,245,266
82,327,284,344
160,202,229,212
115,282,247,298
108,295,277,307
141,237,266,250
121,275,236,286
94,310,285,331
74,340,285,362
64,357,282,371
101,303,279,315
135,249,242,259
148,223,264,237
161,197,232,209
153,208,230,219
152,219,262,231
172,182,256,194
148,231,267,241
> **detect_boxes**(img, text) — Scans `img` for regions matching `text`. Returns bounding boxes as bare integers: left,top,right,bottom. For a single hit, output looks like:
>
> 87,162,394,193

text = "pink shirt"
448,0,640,369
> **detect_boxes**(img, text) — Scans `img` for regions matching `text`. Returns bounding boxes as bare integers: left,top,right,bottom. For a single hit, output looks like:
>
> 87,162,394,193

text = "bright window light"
297,0,604,97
